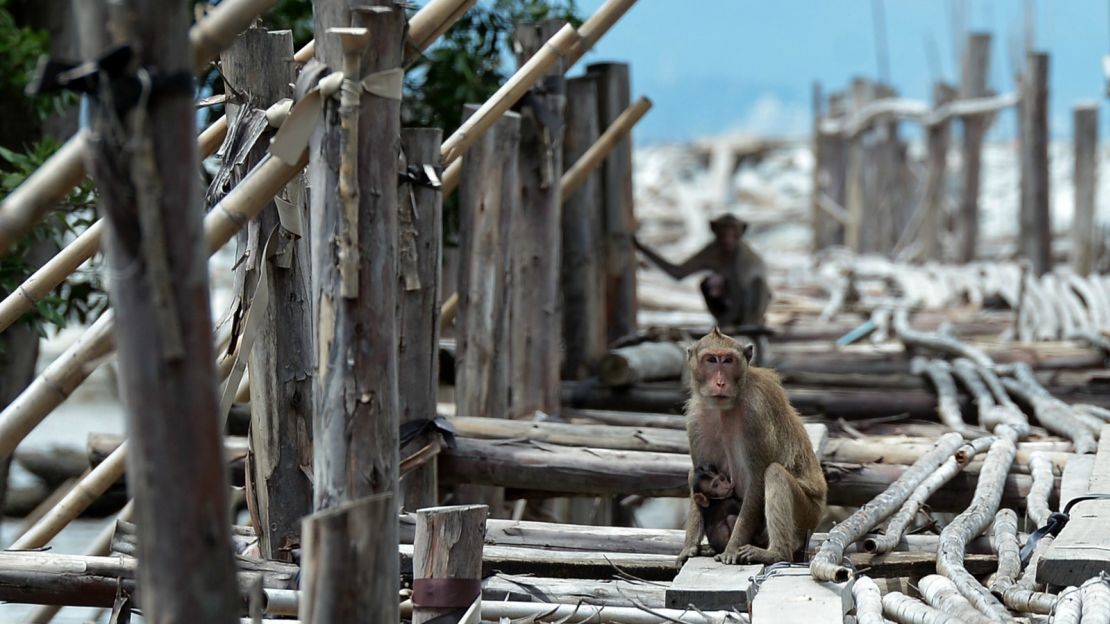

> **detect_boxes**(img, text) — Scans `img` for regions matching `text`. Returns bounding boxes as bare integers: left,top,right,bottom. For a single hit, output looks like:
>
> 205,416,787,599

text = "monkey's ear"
693,492,710,508
742,343,754,362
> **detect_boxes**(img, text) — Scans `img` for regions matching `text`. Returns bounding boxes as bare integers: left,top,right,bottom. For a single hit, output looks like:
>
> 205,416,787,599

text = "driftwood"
882,591,963,624
1054,586,1083,624
852,575,885,624
863,437,992,554
911,357,972,433
935,435,1016,621
992,506,1056,613
598,341,687,386
810,432,965,581
1026,452,1054,528
1081,578,1110,623
1002,374,1096,453
918,575,993,624
892,307,993,367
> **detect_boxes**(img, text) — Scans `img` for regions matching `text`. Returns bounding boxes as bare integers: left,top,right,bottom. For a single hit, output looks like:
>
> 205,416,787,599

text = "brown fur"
676,328,827,566
633,217,770,328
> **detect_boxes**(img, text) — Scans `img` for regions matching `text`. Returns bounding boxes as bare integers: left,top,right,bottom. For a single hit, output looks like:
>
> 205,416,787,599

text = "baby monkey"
692,463,742,553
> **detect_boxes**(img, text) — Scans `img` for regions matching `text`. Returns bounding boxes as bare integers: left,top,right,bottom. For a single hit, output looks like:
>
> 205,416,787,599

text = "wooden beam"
956,33,991,262
398,128,444,512
1020,52,1052,275
667,558,761,610
1072,103,1099,275
1039,425,1110,586
561,77,607,380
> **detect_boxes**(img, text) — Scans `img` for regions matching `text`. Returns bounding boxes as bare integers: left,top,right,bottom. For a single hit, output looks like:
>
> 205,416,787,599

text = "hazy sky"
568,1,1110,144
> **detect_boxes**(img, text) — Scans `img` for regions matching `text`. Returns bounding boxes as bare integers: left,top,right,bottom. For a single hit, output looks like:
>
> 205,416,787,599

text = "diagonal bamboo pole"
0,0,279,256
0,0,475,334
438,94,650,327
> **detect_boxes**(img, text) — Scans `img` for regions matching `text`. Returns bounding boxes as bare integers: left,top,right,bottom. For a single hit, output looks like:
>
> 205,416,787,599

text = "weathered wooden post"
956,33,992,262
219,26,314,564
845,78,873,253
411,504,488,623
510,20,567,419
81,0,239,621
922,83,957,261
1072,103,1098,275
811,81,827,252
301,1,405,620
454,107,521,514
562,76,607,381
1020,52,1052,276
587,62,637,344
398,127,444,511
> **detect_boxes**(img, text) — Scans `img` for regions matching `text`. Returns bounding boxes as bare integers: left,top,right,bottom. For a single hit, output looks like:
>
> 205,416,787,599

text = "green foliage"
0,1,105,334
403,0,581,134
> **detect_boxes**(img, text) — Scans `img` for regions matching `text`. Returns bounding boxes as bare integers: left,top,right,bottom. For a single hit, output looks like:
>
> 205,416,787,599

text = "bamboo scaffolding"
560,96,652,197
0,0,279,256
0,0,473,334
810,432,965,582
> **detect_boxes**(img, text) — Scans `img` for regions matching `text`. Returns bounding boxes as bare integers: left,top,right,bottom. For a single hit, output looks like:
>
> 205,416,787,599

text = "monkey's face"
693,347,746,409
699,473,734,499
689,328,753,410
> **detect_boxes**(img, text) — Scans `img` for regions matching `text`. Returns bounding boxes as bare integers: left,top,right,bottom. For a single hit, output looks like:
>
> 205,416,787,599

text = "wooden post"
305,2,405,621
845,78,873,253
956,33,991,263
510,20,566,419
398,127,444,511
219,26,314,563
454,107,520,514
1020,52,1052,276
810,81,827,253
412,504,488,624
587,63,637,344
300,493,394,622
922,83,957,261
1072,103,1098,275
561,76,607,380
81,0,239,621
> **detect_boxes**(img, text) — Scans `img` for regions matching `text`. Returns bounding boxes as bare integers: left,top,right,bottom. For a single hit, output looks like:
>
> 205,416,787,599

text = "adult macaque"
677,328,826,566
633,215,770,329
691,463,741,553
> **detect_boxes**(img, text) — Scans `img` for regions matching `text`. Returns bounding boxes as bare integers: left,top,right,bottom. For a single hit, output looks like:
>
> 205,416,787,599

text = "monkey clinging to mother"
677,328,827,566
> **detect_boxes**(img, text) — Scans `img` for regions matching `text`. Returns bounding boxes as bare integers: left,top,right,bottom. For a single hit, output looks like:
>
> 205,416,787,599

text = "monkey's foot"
697,544,718,557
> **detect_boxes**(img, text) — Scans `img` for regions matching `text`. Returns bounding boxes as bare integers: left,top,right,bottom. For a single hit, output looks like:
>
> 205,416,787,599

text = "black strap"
1020,493,1110,566
400,416,457,449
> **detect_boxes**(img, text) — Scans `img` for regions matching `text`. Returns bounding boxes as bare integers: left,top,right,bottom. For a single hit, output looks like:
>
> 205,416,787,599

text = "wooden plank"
749,567,848,624
666,558,761,610
1059,454,1095,512
483,573,667,608
1038,425,1110,586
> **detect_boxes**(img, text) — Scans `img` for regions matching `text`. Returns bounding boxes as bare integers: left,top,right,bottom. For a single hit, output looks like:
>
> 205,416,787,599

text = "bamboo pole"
441,24,581,164
561,96,651,197
0,0,471,332
10,443,127,550
23,501,135,623
0,0,278,256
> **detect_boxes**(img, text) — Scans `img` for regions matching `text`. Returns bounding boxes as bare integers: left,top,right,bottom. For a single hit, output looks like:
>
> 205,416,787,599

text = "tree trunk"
587,63,637,343
509,20,566,419
398,127,444,512
305,1,405,621
219,25,313,564
82,0,239,620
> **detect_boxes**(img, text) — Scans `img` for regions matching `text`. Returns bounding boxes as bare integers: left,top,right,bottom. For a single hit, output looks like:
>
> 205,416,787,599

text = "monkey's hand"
714,546,745,565
675,546,699,568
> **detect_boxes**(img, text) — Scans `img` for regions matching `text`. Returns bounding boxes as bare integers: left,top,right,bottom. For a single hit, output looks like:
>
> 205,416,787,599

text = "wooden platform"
666,557,762,610
1039,425,1110,587
749,567,849,624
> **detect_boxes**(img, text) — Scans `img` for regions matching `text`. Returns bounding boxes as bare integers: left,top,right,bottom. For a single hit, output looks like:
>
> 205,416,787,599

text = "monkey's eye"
705,355,718,364
722,356,734,364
